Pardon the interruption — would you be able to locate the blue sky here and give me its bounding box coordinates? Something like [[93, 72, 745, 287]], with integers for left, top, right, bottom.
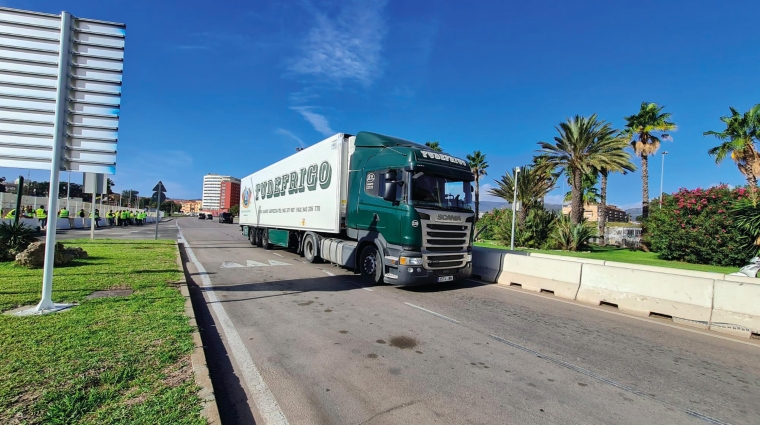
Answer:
[[1, 0, 759, 208]]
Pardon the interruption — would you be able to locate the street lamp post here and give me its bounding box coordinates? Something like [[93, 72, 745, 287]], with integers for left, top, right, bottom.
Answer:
[[66, 171, 71, 209], [510, 166, 520, 250], [660, 151, 669, 208]]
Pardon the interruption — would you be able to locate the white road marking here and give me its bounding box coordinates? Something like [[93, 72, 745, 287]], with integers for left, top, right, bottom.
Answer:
[[404, 302, 460, 324], [177, 224, 289, 425], [268, 259, 290, 266], [247, 260, 269, 267], [320, 269, 335, 276], [271, 252, 283, 257], [346, 281, 375, 292], [474, 280, 760, 349], [221, 261, 245, 268]]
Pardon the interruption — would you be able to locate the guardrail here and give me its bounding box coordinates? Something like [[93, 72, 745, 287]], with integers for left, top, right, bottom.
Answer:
[[472, 246, 760, 338]]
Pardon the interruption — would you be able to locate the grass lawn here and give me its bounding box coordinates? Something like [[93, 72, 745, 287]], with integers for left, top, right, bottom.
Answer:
[[474, 241, 740, 275], [0, 239, 204, 425]]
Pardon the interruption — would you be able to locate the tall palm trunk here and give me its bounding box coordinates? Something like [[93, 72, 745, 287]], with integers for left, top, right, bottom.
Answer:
[[641, 154, 649, 219], [474, 176, 480, 224], [599, 171, 608, 245], [745, 152, 759, 200], [571, 168, 583, 225]]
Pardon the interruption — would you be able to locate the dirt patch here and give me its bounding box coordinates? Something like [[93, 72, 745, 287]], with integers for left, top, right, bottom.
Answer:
[[376, 339, 387, 344], [298, 300, 314, 306], [324, 309, 333, 313], [162, 356, 192, 388], [86, 289, 134, 300], [388, 336, 417, 350], [367, 353, 378, 359], [339, 330, 348, 334]]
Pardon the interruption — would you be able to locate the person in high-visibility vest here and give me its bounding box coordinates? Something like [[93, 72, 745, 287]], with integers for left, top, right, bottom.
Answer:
[[4, 209, 15, 219], [139, 211, 147, 225], [36, 206, 48, 230], [59, 207, 73, 229], [120, 210, 129, 226], [128, 211, 135, 226], [89, 209, 100, 228], [106, 211, 115, 226]]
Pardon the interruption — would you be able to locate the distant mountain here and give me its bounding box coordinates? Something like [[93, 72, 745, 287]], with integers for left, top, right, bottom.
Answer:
[[477, 201, 565, 214], [625, 207, 643, 218]]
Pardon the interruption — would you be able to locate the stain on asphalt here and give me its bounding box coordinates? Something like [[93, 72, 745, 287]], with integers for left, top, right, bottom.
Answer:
[[367, 353, 378, 359], [389, 367, 402, 375], [339, 330, 348, 334], [578, 383, 588, 387], [298, 300, 314, 306], [388, 336, 417, 349], [324, 309, 333, 313], [415, 351, 423, 354], [376, 339, 387, 344]]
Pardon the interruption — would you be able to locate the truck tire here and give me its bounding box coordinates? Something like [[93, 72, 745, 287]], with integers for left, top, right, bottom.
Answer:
[[248, 228, 256, 246], [303, 234, 319, 263], [262, 229, 272, 250], [359, 245, 383, 285]]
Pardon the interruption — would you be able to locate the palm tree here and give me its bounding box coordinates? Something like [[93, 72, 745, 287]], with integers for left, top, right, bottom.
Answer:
[[704, 104, 760, 192], [466, 151, 488, 223], [563, 171, 600, 205], [597, 145, 636, 244], [622, 102, 676, 220], [425, 141, 442, 152], [537, 114, 626, 225], [489, 164, 556, 225]]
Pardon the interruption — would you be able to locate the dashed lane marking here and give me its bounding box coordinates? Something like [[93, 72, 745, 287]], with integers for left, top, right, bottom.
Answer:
[[403, 302, 459, 324]]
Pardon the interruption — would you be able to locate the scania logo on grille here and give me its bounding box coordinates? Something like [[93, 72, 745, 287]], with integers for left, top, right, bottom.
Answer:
[[436, 214, 462, 222]]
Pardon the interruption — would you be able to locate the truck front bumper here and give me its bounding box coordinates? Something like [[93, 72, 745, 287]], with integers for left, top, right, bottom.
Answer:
[[384, 262, 473, 286]]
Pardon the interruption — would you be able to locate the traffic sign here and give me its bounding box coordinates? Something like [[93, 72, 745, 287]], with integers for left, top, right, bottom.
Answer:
[[152, 181, 167, 192], [0, 7, 126, 174]]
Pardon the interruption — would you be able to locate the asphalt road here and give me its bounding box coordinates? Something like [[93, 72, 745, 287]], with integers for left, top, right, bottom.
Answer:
[[176, 218, 760, 425], [53, 218, 180, 240]]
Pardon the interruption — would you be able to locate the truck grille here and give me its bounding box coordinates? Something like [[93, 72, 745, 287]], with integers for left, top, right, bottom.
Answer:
[[418, 214, 473, 270]]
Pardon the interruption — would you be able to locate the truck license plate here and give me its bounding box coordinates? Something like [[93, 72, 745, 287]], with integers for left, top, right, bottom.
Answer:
[[437, 276, 453, 282]]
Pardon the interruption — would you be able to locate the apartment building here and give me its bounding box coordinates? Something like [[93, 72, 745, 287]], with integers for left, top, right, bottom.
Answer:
[[561, 203, 629, 222], [219, 180, 241, 212], [201, 174, 240, 211]]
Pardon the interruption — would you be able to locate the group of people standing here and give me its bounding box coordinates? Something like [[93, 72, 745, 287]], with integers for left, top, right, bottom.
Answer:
[[3, 206, 150, 230]]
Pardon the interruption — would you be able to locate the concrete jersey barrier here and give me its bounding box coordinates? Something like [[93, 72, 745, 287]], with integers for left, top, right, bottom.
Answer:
[[710, 275, 760, 337], [498, 254, 583, 300], [577, 263, 715, 328]]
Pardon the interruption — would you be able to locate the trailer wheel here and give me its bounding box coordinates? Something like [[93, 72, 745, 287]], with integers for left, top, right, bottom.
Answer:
[[360, 245, 383, 284], [248, 228, 256, 246], [303, 234, 319, 263], [261, 229, 272, 250]]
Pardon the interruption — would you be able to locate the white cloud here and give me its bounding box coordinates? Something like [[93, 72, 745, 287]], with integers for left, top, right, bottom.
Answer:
[[478, 183, 504, 202], [290, 106, 334, 136], [276, 128, 304, 148], [544, 194, 565, 205], [288, 0, 387, 87]]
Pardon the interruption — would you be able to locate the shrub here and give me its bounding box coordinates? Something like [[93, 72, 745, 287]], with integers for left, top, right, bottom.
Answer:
[[644, 185, 752, 267], [549, 215, 597, 251], [0, 221, 36, 261], [520, 208, 557, 249], [475, 208, 507, 241]]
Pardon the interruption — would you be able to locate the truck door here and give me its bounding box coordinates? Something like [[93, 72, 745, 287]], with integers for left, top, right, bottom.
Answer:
[[356, 169, 393, 235]]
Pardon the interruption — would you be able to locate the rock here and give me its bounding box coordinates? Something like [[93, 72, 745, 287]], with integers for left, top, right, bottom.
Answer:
[[14, 241, 88, 268]]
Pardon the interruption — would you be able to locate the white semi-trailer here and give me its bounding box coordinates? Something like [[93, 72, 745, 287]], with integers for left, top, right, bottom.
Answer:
[[239, 132, 475, 285]]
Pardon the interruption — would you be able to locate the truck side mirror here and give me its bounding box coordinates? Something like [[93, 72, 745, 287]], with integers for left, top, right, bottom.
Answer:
[[382, 182, 397, 202], [385, 170, 398, 182]]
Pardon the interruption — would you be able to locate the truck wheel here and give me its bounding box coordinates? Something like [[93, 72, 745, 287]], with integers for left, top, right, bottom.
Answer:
[[248, 229, 256, 246], [360, 245, 383, 284], [262, 230, 272, 250], [303, 234, 319, 263]]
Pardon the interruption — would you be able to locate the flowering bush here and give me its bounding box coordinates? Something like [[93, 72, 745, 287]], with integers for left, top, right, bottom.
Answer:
[[644, 185, 753, 267]]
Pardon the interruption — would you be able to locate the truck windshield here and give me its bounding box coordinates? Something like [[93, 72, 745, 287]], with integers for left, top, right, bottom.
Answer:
[[410, 173, 473, 211]]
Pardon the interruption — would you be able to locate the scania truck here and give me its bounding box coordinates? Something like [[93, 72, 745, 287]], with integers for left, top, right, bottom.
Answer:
[[238, 132, 475, 285]]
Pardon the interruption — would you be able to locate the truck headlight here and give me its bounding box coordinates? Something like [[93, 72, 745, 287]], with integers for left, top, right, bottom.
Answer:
[[466, 253, 472, 262], [399, 256, 423, 266]]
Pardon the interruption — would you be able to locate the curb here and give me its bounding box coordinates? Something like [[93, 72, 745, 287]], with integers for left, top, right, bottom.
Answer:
[[175, 242, 221, 425]]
